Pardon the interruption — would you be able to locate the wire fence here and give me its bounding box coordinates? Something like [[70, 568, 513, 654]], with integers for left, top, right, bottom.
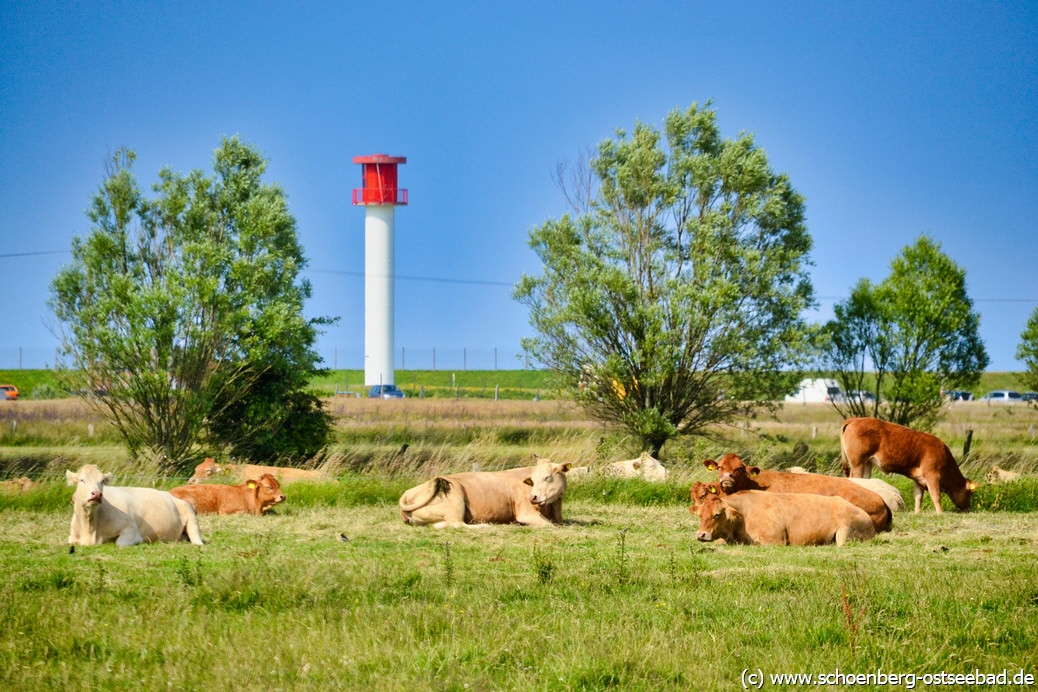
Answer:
[[0, 346, 533, 371]]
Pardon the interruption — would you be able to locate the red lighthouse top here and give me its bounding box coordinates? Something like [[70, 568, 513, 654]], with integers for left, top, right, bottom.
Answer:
[[352, 154, 407, 206]]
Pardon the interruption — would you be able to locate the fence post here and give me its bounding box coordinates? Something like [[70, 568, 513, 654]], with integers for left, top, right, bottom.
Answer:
[[962, 429, 974, 459]]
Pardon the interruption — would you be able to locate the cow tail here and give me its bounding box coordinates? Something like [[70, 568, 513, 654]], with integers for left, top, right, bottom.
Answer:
[[399, 477, 453, 513], [839, 420, 852, 477]]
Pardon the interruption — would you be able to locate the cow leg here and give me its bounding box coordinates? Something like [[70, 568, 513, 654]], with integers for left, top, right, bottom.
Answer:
[[116, 527, 144, 547], [924, 475, 944, 513], [433, 486, 469, 529], [912, 482, 926, 513], [515, 511, 552, 527]]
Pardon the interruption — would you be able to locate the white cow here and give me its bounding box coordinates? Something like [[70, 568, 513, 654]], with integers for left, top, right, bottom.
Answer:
[[66, 465, 204, 547], [607, 452, 669, 481]]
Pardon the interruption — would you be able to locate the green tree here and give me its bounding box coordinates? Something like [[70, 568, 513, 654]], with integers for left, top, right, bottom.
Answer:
[[820, 235, 988, 427], [49, 138, 331, 474], [515, 102, 815, 456], [1016, 308, 1038, 396]]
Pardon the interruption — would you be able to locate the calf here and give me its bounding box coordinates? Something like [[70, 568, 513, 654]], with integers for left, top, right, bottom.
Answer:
[[704, 453, 892, 532], [399, 458, 571, 528], [0, 476, 34, 492], [691, 483, 875, 547], [840, 417, 977, 513], [170, 474, 286, 515], [66, 465, 203, 547], [188, 458, 329, 485]]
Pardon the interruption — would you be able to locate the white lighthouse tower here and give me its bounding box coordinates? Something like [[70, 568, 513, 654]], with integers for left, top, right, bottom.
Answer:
[[353, 154, 407, 387]]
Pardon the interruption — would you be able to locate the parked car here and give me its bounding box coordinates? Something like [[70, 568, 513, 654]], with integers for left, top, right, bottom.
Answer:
[[1022, 391, 1038, 403], [368, 384, 406, 399], [945, 390, 974, 401], [980, 390, 1023, 404], [0, 384, 18, 400], [846, 390, 876, 403]]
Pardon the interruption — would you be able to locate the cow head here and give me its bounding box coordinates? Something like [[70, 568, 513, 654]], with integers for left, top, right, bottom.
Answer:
[[689, 481, 721, 511], [248, 474, 287, 513], [188, 458, 221, 484], [524, 459, 571, 507], [950, 479, 978, 512], [66, 464, 113, 512], [703, 454, 759, 493], [694, 492, 740, 543], [638, 452, 669, 481]]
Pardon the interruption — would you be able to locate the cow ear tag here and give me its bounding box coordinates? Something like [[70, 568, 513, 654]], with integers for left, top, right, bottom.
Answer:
[[708, 485, 717, 494], [247, 481, 257, 488], [523, 477, 534, 486], [749, 467, 760, 478]]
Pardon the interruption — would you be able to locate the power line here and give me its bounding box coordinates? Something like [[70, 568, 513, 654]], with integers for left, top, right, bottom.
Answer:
[[0, 251, 68, 258]]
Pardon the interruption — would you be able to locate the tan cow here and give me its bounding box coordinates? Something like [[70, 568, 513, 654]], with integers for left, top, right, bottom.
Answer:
[[399, 458, 571, 528], [704, 453, 892, 532], [170, 474, 286, 515], [840, 417, 977, 513], [0, 476, 34, 492], [691, 483, 876, 547], [188, 458, 330, 485], [786, 467, 906, 513], [66, 465, 204, 547], [985, 465, 1021, 484]]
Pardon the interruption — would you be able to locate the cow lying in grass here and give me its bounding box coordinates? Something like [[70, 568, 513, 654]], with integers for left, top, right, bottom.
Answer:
[[188, 458, 330, 485], [690, 481, 875, 547], [787, 466, 906, 513], [704, 453, 892, 532], [171, 474, 286, 515], [66, 464, 203, 547], [399, 458, 571, 528], [840, 417, 977, 513]]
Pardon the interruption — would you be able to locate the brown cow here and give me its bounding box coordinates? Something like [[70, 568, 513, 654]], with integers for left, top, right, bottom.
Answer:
[[691, 483, 876, 547], [399, 458, 571, 528], [840, 417, 977, 513], [170, 474, 286, 515], [188, 458, 330, 485], [703, 453, 892, 532]]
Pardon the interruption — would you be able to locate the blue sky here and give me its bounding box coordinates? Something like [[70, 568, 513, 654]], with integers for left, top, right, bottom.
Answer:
[[2, 1, 1035, 373]]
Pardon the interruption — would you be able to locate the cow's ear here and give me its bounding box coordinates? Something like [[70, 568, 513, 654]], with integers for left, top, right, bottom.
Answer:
[[247, 480, 257, 488], [523, 476, 534, 486], [632, 460, 642, 470], [748, 467, 761, 477], [967, 480, 979, 491], [557, 462, 572, 473], [103, 473, 114, 484], [65, 470, 78, 486], [703, 459, 718, 471], [707, 483, 719, 494]]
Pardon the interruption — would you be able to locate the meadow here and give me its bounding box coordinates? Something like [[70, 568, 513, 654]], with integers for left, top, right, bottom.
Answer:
[[2, 393, 1038, 690]]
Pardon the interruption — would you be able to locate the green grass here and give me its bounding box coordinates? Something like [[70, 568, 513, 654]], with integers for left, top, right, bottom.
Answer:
[[2, 497, 1037, 691], [3, 396, 1038, 690]]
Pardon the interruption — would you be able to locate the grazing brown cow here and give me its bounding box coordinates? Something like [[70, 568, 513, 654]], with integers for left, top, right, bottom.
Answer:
[[703, 453, 892, 532], [399, 458, 571, 528], [188, 458, 329, 485], [170, 474, 286, 515], [840, 417, 977, 513], [691, 483, 876, 547]]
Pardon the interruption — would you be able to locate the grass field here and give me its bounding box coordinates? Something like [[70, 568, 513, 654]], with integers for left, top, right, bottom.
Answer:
[[2, 395, 1038, 690]]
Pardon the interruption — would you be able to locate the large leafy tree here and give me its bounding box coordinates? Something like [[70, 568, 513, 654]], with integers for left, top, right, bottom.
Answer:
[[820, 235, 988, 427], [515, 102, 815, 455], [1016, 308, 1038, 396], [50, 138, 331, 474]]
